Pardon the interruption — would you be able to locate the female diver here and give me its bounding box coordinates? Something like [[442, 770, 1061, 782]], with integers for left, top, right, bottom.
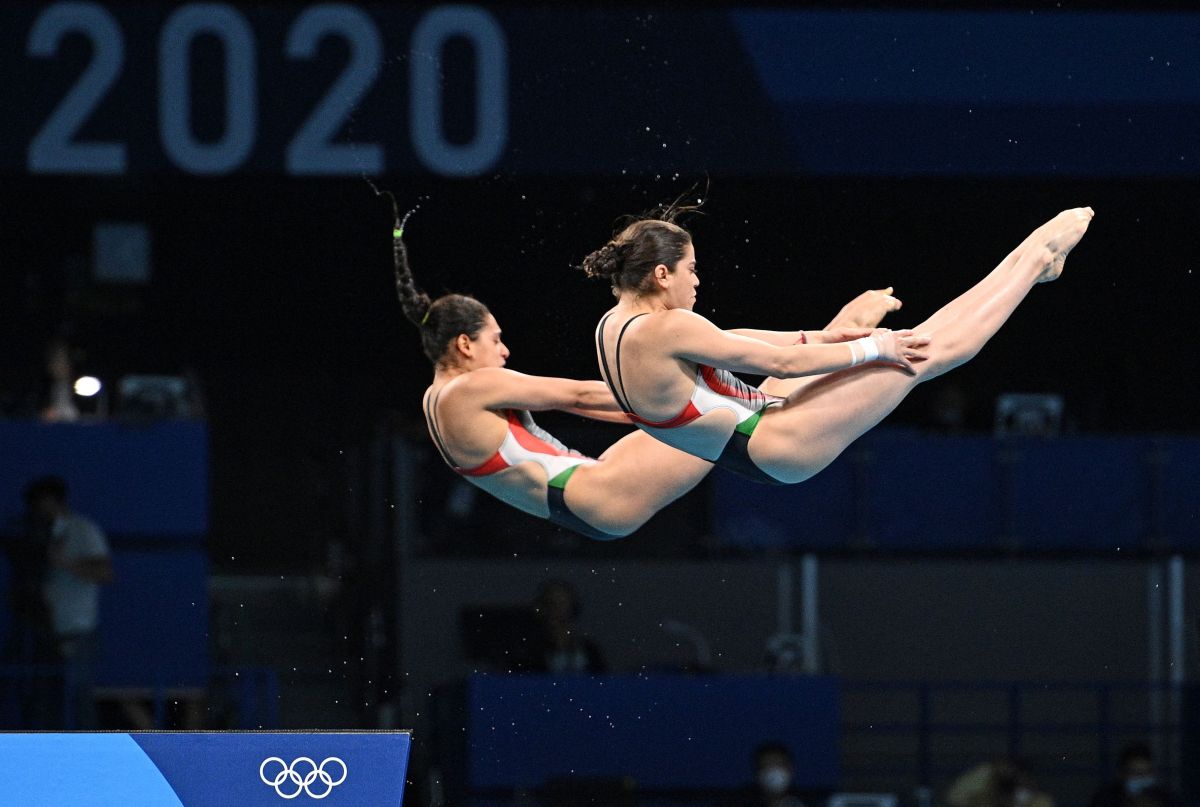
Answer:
[[586, 206, 1093, 484]]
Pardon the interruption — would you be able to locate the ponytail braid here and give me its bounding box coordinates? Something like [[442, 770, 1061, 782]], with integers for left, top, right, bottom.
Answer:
[[370, 183, 490, 365], [377, 189, 431, 326]]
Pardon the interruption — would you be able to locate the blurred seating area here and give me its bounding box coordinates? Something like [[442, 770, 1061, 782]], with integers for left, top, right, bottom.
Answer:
[[2, 418, 1197, 807], [0, 419, 275, 730]]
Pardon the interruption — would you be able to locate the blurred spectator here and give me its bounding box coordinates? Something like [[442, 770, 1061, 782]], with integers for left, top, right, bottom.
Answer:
[[723, 742, 806, 807], [930, 382, 970, 433], [1089, 743, 1174, 807], [41, 339, 79, 422], [181, 366, 207, 419], [528, 580, 605, 674], [947, 759, 1054, 807], [2, 493, 56, 665], [25, 475, 113, 728]]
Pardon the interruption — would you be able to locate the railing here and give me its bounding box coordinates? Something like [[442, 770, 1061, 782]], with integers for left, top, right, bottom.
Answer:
[[0, 663, 279, 729], [843, 680, 1183, 790], [0, 663, 70, 728], [214, 665, 281, 729]]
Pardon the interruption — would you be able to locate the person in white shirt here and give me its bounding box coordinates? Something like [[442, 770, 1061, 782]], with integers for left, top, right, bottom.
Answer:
[[25, 476, 113, 728]]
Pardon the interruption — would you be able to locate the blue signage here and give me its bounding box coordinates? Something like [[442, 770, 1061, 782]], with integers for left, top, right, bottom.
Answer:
[[3, 4, 1199, 177], [0, 732, 411, 805]]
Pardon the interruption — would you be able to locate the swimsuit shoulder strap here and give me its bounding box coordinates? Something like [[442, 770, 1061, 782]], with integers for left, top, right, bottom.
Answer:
[[613, 313, 650, 416], [424, 387, 466, 469], [596, 312, 631, 414], [595, 312, 648, 416]]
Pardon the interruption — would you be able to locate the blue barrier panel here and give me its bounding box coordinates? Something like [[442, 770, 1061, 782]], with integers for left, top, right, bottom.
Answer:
[[714, 433, 1200, 552], [467, 674, 840, 791], [0, 547, 209, 695], [712, 455, 855, 550], [864, 432, 1001, 550], [97, 548, 209, 689], [0, 554, 10, 657], [0, 420, 208, 539], [0, 732, 410, 805], [1008, 437, 1148, 550], [1162, 438, 1200, 547]]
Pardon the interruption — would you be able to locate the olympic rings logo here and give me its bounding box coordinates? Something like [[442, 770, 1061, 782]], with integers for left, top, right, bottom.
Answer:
[[259, 756, 348, 799]]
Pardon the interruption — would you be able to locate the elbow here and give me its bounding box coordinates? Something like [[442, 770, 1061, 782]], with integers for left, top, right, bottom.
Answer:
[[778, 353, 815, 379], [767, 350, 797, 378]]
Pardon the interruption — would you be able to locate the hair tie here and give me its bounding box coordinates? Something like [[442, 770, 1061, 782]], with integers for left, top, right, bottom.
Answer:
[[420, 308, 431, 326], [393, 228, 404, 239]]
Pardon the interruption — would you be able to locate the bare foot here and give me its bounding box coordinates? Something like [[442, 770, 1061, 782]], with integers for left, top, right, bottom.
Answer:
[[1035, 207, 1094, 283]]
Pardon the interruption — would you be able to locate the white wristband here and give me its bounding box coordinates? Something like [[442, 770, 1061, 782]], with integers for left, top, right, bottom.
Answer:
[[851, 336, 879, 365]]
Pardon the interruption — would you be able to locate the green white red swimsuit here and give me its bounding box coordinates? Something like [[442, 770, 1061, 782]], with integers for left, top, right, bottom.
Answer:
[[423, 390, 615, 540], [596, 312, 785, 485]]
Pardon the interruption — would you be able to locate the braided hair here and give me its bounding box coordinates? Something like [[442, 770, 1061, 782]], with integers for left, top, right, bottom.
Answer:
[[379, 189, 489, 365]]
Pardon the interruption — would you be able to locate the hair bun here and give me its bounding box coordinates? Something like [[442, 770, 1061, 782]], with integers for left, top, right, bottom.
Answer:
[[580, 241, 625, 280]]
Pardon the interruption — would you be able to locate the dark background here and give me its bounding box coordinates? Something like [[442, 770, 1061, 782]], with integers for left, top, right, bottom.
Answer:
[[4, 174, 1193, 566]]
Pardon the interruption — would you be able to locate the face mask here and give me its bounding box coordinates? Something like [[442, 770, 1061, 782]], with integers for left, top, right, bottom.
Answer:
[[1126, 776, 1157, 796], [759, 767, 791, 795]]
